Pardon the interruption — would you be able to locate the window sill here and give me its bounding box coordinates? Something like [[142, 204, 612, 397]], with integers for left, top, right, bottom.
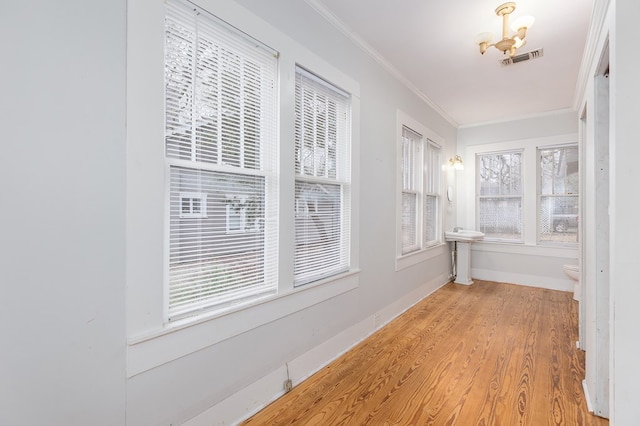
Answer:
[[127, 269, 360, 377], [396, 242, 447, 271]]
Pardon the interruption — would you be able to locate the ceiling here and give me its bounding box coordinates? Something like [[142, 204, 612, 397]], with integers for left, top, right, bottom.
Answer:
[[309, 0, 595, 127]]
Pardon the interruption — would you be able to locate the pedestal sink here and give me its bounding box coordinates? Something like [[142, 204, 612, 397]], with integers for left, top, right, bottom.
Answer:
[[445, 229, 485, 285]]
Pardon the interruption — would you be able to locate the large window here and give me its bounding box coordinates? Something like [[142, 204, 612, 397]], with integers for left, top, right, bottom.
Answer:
[[477, 151, 523, 242], [539, 145, 579, 244], [165, 0, 278, 320], [400, 125, 441, 256], [294, 67, 351, 286]]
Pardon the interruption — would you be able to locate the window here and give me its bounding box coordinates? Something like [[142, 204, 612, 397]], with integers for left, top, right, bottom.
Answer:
[[294, 66, 351, 286], [477, 151, 523, 242], [400, 125, 442, 255], [539, 145, 579, 243], [401, 126, 421, 253], [425, 141, 441, 246], [179, 192, 207, 218], [165, 0, 278, 320]]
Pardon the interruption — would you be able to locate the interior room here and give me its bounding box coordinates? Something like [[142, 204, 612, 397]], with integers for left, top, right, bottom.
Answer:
[[2, 0, 639, 424]]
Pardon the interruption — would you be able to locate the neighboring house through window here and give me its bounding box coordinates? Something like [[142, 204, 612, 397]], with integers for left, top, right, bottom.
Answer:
[[165, 0, 278, 320]]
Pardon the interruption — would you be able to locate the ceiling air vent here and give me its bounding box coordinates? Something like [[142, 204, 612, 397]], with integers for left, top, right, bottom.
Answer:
[[500, 48, 544, 66]]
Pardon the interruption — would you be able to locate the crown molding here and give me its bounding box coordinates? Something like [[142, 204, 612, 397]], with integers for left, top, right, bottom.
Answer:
[[303, 0, 458, 128]]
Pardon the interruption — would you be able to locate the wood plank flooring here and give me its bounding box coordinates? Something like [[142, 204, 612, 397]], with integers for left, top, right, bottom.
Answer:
[[243, 280, 608, 425]]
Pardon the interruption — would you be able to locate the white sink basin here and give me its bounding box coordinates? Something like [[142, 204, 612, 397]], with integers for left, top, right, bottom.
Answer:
[[445, 229, 485, 242]]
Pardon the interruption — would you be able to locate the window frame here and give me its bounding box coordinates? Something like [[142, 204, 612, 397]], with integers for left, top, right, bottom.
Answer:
[[476, 149, 524, 243], [537, 144, 579, 246], [462, 134, 579, 249], [395, 110, 445, 271], [293, 66, 352, 287], [126, 0, 361, 377]]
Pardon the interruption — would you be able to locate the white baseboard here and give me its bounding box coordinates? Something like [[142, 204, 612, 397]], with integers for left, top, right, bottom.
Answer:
[[472, 268, 574, 292], [583, 379, 594, 413], [181, 273, 449, 425]]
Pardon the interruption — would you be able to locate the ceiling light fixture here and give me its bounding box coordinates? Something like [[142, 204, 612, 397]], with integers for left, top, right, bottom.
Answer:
[[449, 155, 464, 170], [474, 2, 534, 58]]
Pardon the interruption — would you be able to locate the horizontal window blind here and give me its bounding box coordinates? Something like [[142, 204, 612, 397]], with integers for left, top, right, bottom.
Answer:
[[424, 140, 440, 246], [165, 0, 278, 320], [401, 126, 421, 253], [294, 66, 350, 286]]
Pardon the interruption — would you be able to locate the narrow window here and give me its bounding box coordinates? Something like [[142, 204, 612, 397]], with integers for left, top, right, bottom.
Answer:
[[401, 126, 422, 254], [424, 141, 441, 247], [539, 145, 579, 243], [165, 0, 278, 320], [294, 66, 351, 286], [477, 151, 523, 242]]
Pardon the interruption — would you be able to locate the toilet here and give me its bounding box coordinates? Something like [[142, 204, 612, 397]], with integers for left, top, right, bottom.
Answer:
[[563, 264, 580, 301]]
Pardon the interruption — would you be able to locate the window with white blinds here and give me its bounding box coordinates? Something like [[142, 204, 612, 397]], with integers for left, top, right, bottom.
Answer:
[[294, 66, 351, 286], [165, 0, 278, 320], [477, 150, 523, 242], [401, 126, 421, 254], [400, 126, 441, 254], [424, 141, 441, 246]]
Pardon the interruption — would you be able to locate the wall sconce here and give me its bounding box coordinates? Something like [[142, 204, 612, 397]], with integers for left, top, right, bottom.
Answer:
[[449, 155, 464, 170]]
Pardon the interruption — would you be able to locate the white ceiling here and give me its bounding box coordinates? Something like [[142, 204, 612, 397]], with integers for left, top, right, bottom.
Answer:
[[310, 0, 594, 127]]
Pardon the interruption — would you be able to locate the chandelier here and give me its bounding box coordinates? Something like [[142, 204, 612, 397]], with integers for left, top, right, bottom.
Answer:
[[474, 2, 534, 57]]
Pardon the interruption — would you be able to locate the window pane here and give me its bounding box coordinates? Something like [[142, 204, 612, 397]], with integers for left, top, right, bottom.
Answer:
[[165, 0, 278, 319], [540, 147, 579, 195], [425, 194, 438, 244], [478, 197, 522, 241], [478, 152, 522, 196], [539, 146, 579, 244], [294, 67, 351, 286], [540, 196, 579, 243], [294, 181, 348, 285], [402, 192, 418, 252], [168, 166, 275, 319]]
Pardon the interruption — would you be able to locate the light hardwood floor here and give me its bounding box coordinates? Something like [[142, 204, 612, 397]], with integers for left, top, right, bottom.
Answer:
[[244, 280, 608, 425]]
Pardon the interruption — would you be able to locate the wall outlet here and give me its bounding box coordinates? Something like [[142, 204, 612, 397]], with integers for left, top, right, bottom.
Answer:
[[374, 313, 381, 328], [284, 379, 293, 392]]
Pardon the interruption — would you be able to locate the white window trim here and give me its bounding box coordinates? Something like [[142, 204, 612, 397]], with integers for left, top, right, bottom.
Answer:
[[476, 149, 525, 243], [395, 110, 445, 271], [126, 0, 360, 377], [461, 133, 578, 249], [537, 143, 580, 246]]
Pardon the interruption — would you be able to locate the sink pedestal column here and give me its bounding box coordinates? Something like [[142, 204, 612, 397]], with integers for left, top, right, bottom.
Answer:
[[454, 241, 474, 285]]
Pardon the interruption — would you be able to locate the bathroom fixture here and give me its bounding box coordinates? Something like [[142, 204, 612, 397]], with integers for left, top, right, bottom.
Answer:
[[446, 229, 484, 285], [474, 2, 534, 58], [449, 155, 464, 170], [563, 264, 580, 301], [444, 229, 484, 243]]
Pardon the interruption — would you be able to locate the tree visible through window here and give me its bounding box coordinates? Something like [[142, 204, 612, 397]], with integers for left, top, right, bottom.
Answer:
[[539, 146, 579, 243], [477, 151, 523, 241], [294, 66, 351, 286], [164, 0, 278, 320]]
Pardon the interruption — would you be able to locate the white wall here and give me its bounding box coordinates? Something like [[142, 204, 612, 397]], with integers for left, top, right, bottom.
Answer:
[[0, 1, 127, 425], [609, 0, 640, 423], [125, 0, 457, 425], [456, 112, 579, 291]]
